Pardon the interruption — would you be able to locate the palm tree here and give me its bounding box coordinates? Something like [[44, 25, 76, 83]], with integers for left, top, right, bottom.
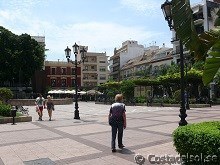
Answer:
[[171, 0, 220, 85]]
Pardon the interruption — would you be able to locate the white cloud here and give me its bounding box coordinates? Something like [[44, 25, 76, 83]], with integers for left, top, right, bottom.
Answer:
[[45, 21, 162, 60], [120, 0, 160, 17], [3, 0, 47, 10], [0, 0, 169, 61]]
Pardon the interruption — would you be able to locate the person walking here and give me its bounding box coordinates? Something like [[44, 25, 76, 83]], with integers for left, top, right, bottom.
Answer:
[[35, 94, 45, 121], [108, 94, 126, 153], [46, 95, 54, 121]]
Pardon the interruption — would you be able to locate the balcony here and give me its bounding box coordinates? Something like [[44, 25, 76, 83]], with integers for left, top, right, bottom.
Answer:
[[82, 69, 97, 73], [172, 50, 180, 56], [194, 18, 204, 25], [171, 37, 179, 43], [111, 62, 119, 68], [109, 70, 119, 75], [84, 61, 97, 65], [82, 77, 98, 82]]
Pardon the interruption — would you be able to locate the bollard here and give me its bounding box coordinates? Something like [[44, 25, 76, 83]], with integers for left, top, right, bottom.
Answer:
[[11, 106, 17, 125]]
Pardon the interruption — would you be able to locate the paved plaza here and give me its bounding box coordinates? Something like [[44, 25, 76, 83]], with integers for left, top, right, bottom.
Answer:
[[0, 102, 220, 165]]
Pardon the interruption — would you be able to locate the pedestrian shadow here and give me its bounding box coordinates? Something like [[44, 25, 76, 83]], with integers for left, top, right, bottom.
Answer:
[[117, 148, 135, 155]]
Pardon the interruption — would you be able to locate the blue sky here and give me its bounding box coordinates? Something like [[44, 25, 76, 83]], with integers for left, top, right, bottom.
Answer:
[[0, 0, 202, 61]]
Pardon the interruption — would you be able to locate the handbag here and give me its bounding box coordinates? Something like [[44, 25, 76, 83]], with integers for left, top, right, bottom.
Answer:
[[36, 106, 39, 112], [52, 105, 55, 111]]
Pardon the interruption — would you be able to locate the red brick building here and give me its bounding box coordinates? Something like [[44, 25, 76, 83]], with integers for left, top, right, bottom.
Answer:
[[44, 60, 82, 89]]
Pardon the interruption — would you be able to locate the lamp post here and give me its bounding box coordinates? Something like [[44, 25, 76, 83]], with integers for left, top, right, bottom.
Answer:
[[64, 43, 87, 119], [161, 0, 187, 126]]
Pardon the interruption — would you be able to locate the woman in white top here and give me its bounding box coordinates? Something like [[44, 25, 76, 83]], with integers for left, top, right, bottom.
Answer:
[[35, 94, 45, 121]]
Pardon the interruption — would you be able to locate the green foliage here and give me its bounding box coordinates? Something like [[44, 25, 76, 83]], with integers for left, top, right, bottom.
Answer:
[[173, 89, 181, 102], [187, 68, 203, 84], [0, 26, 45, 85], [133, 78, 159, 86], [99, 81, 121, 89], [166, 62, 180, 74], [213, 70, 220, 84], [157, 73, 180, 85], [120, 80, 135, 101], [192, 60, 204, 70], [135, 96, 146, 103], [163, 97, 177, 104], [99, 82, 121, 101], [0, 88, 13, 103], [203, 39, 220, 85], [0, 104, 11, 117], [173, 121, 220, 164], [158, 64, 170, 76]]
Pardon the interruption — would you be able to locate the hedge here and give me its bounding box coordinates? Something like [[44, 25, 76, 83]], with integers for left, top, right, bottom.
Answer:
[[173, 121, 220, 164], [0, 104, 11, 117]]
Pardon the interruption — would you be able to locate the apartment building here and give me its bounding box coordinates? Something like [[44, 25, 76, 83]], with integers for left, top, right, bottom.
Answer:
[[193, 0, 220, 32], [120, 45, 173, 80], [82, 52, 109, 88], [44, 60, 81, 89], [109, 40, 145, 81]]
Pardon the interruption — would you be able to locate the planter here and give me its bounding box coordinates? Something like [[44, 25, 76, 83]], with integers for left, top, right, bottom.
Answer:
[[0, 116, 32, 124]]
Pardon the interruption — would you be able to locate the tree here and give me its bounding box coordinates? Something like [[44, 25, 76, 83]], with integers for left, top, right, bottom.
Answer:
[[0, 26, 45, 86], [120, 80, 135, 102], [0, 87, 13, 103], [171, 0, 220, 86]]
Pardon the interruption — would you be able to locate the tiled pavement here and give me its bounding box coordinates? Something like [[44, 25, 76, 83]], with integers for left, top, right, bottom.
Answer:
[[0, 102, 219, 165]]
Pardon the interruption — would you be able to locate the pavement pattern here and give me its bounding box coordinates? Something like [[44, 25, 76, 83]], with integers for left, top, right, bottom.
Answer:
[[0, 102, 219, 165]]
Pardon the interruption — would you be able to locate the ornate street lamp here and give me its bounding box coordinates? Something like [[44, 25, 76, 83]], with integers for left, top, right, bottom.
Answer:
[[64, 43, 87, 119], [161, 0, 188, 126]]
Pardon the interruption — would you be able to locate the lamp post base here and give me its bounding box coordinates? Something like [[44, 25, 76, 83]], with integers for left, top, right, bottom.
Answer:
[[74, 116, 80, 120], [179, 112, 188, 126], [74, 102, 80, 119], [74, 109, 80, 119], [12, 117, 16, 125]]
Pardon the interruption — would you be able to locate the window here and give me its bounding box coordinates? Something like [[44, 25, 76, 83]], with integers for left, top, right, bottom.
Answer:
[[51, 68, 56, 75], [72, 79, 75, 87], [71, 68, 75, 74], [51, 79, 56, 87], [62, 68, 66, 75], [100, 67, 106, 72], [61, 79, 66, 87], [100, 74, 106, 80], [100, 61, 106, 63]]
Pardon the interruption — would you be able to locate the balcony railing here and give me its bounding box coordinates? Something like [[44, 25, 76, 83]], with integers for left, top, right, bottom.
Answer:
[[171, 37, 179, 43]]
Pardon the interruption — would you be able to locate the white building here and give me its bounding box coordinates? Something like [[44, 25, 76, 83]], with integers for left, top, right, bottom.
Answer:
[[120, 44, 173, 80], [109, 40, 145, 81]]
